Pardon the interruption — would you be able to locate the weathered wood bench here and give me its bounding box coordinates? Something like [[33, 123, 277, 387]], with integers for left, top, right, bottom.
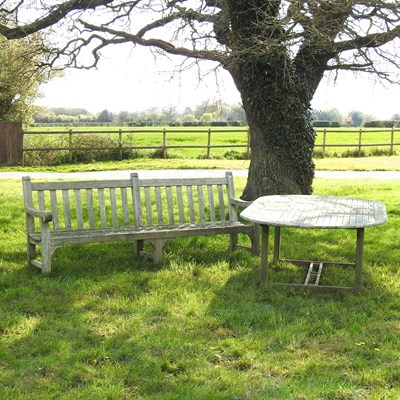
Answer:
[[22, 172, 259, 273]]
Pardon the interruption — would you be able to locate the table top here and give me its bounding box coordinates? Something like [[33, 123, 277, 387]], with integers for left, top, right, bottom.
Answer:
[[240, 195, 388, 229]]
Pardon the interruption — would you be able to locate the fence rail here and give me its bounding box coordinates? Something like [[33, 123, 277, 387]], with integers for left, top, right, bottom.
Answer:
[[22, 127, 400, 165]]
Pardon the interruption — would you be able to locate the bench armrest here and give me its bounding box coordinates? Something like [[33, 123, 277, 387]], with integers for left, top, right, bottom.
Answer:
[[26, 207, 53, 222], [230, 198, 253, 209]]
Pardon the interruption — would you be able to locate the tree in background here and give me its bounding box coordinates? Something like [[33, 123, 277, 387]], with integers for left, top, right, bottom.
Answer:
[[312, 108, 343, 125], [97, 109, 113, 123], [3, 2, 400, 197], [349, 110, 365, 127], [0, 35, 54, 123]]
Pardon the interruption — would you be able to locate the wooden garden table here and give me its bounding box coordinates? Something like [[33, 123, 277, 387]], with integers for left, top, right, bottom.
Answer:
[[240, 195, 388, 293]]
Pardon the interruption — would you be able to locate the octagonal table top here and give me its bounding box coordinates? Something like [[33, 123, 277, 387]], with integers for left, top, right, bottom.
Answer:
[[240, 195, 388, 229]]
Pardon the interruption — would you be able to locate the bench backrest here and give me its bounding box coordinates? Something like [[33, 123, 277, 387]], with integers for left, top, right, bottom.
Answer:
[[22, 172, 239, 232]]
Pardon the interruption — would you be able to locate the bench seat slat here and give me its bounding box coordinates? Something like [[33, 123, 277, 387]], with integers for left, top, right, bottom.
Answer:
[[29, 221, 253, 245]]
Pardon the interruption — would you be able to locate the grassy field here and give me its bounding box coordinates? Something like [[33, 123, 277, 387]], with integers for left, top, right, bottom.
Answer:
[[24, 126, 400, 161], [1, 177, 399, 399], [2, 155, 400, 173]]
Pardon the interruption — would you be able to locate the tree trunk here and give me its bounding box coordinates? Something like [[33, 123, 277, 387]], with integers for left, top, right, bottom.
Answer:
[[229, 57, 317, 201]]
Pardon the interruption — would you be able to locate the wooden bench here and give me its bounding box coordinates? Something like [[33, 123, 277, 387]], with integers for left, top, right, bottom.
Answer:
[[22, 172, 259, 273]]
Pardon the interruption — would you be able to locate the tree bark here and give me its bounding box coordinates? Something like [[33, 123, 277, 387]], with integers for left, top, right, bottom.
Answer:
[[229, 56, 317, 201]]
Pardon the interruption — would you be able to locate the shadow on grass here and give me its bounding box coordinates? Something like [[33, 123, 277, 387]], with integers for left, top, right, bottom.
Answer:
[[1, 227, 399, 398]]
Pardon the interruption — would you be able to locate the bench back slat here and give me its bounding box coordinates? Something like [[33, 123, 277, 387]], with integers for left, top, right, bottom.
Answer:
[[62, 189, 72, 229], [50, 190, 59, 230], [197, 185, 206, 223], [121, 187, 130, 226], [207, 185, 216, 222], [176, 186, 185, 223], [74, 189, 84, 229], [155, 186, 163, 225], [217, 185, 226, 222], [166, 186, 174, 225], [109, 188, 119, 228]]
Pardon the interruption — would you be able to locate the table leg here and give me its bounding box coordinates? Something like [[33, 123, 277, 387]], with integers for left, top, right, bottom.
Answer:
[[355, 228, 364, 293], [260, 224, 269, 286], [273, 226, 281, 263]]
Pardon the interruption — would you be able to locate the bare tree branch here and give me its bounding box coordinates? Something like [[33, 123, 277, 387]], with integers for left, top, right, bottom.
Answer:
[[0, 0, 114, 39]]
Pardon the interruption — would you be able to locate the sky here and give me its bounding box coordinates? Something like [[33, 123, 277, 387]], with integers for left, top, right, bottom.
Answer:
[[35, 45, 400, 119]]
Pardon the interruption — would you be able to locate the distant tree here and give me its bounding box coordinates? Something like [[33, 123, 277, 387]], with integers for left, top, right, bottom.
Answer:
[[182, 114, 197, 125], [312, 108, 343, 124], [200, 113, 213, 126], [0, 35, 54, 123], [97, 109, 113, 123], [349, 110, 365, 127], [161, 106, 179, 126], [226, 104, 247, 126], [392, 113, 400, 120], [117, 110, 130, 123]]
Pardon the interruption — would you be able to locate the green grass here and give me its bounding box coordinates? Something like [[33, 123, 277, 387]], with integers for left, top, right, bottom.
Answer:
[[1, 177, 399, 399], [1, 155, 400, 173]]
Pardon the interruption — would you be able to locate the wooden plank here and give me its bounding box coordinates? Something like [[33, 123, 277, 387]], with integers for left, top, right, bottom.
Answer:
[[86, 189, 95, 229], [176, 186, 185, 223], [50, 190, 59, 230], [207, 185, 216, 222], [217, 184, 226, 222], [304, 262, 314, 285], [155, 186, 163, 224], [62, 189, 71, 229], [121, 187, 130, 226], [137, 177, 227, 187], [131, 173, 143, 228], [98, 188, 107, 228], [110, 188, 119, 228], [31, 179, 132, 191], [197, 185, 206, 223], [74, 189, 84, 229], [187, 185, 195, 223], [166, 186, 174, 225], [38, 190, 45, 211], [144, 186, 153, 226], [315, 262, 323, 286]]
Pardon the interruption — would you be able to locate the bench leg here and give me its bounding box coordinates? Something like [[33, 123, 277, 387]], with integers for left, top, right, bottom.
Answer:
[[27, 240, 36, 267], [40, 241, 53, 274], [151, 239, 167, 263], [230, 232, 239, 251], [136, 240, 144, 257]]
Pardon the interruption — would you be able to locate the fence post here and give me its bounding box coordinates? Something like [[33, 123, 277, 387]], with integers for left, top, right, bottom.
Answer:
[[206, 128, 211, 159], [358, 128, 362, 156], [322, 129, 327, 158], [390, 126, 394, 156], [119, 129, 123, 160], [162, 129, 167, 158], [0, 121, 23, 165], [68, 129, 73, 163]]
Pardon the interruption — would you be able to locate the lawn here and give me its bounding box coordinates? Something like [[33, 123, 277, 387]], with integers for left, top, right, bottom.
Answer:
[[0, 177, 399, 399]]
